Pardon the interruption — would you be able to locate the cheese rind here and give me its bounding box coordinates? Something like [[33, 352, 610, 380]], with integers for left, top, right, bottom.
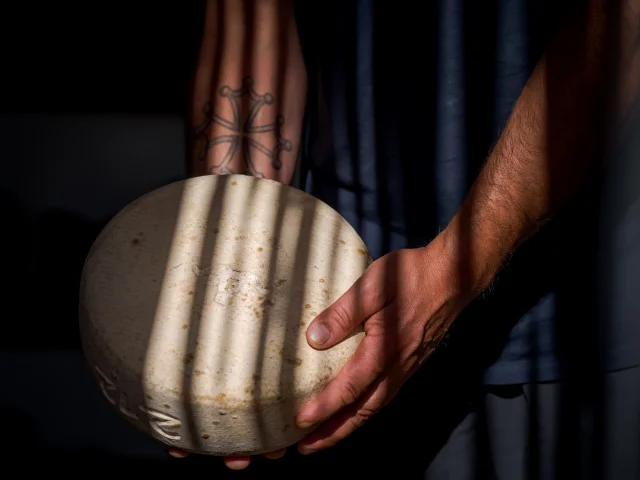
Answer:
[[79, 174, 370, 455]]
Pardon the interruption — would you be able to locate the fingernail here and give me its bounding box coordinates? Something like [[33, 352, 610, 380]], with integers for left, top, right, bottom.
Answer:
[[299, 439, 322, 455], [309, 322, 330, 345], [298, 418, 313, 429], [299, 445, 317, 455], [296, 404, 317, 428]]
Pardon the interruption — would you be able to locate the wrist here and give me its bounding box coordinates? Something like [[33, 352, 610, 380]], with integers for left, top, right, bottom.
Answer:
[[437, 146, 544, 300], [436, 207, 512, 303]]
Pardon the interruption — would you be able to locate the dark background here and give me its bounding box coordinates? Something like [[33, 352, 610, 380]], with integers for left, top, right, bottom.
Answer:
[[0, 0, 206, 471]]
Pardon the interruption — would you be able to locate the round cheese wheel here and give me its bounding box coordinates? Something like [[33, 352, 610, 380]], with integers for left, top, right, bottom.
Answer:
[[79, 174, 371, 456]]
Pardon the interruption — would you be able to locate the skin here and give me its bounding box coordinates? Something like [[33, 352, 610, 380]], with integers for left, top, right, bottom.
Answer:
[[179, 0, 640, 470], [187, 0, 306, 182]]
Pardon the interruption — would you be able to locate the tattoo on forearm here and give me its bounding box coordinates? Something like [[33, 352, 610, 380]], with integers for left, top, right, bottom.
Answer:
[[193, 77, 292, 177]]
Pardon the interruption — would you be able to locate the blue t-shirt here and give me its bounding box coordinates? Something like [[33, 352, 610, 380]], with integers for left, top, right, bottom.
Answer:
[[294, 0, 640, 384]]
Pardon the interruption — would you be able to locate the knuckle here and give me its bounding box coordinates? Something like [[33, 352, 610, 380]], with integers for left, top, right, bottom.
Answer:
[[349, 406, 376, 430], [359, 274, 376, 298], [330, 302, 354, 334], [339, 379, 361, 407], [372, 350, 388, 376], [361, 341, 388, 376]]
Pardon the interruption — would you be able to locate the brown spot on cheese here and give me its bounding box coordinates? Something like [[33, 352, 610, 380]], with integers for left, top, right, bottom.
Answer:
[[310, 311, 318, 317], [258, 296, 264, 301], [188, 290, 193, 296], [285, 356, 303, 367], [215, 393, 227, 403], [340, 239, 346, 244], [184, 353, 194, 365], [201, 433, 210, 439], [242, 297, 246, 302], [164, 404, 171, 409], [145, 394, 153, 400], [257, 247, 263, 252], [319, 278, 325, 283], [357, 248, 367, 256], [305, 304, 311, 309], [231, 181, 238, 186], [182, 324, 188, 330], [194, 370, 204, 376], [191, 236, 196, 241]]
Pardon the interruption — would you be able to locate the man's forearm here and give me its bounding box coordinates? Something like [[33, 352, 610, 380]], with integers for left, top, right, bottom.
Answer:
[[188, 0, 307, 183], [442, 0, 640, 297]]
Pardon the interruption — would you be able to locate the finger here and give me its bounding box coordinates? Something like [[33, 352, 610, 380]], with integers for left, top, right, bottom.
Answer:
[[167, 448, 190, 458], [297, 316, 387, 428], [263, 448, 287, 459], [298, 377, 392, 455], [223, 456, 251, 470], [307, 263, 386, 349]]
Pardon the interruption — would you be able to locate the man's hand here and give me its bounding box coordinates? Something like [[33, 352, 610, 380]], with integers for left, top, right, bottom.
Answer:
[[294, 231, 473, 454]]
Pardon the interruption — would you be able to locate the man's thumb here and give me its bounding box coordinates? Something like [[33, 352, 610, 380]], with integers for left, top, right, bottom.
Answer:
[[306, 271, 380, 349]]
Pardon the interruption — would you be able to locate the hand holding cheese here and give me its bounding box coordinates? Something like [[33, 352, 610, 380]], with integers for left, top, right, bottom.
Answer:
[[293, 234, 469, 454]]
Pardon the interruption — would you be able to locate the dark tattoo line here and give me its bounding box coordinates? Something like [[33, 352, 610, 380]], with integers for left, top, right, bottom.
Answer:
[[206, 135, 239, 172], [193, 76, 292, 177]]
